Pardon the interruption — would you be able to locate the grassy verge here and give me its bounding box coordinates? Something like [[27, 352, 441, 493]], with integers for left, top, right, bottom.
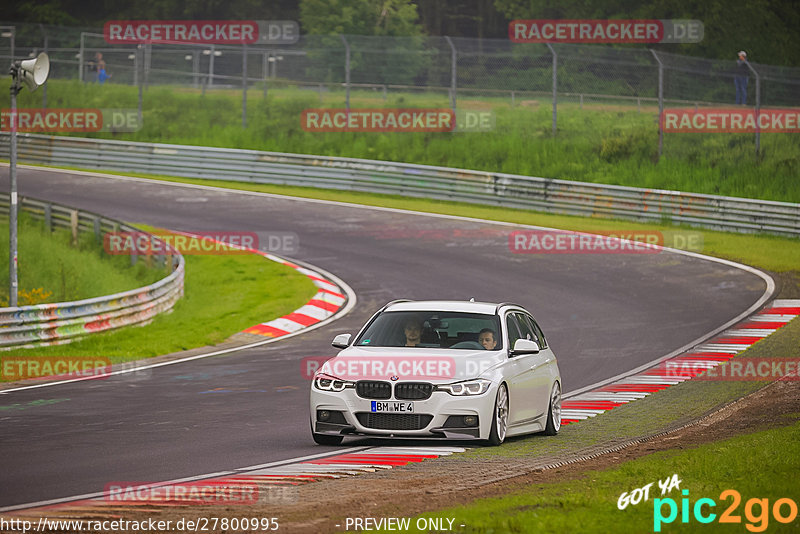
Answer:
[[0, 213, 166, 305], [406, 420, 800, 533], [1, 227, 319, 375], [4, 80, 799, 203], [47, 168, 800, 274]]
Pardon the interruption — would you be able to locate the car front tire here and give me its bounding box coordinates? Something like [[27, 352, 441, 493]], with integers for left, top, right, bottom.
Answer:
[[543, 382, 561, 436], [487, 383, 509, 446]]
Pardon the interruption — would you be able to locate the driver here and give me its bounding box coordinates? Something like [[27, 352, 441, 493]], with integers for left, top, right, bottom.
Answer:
[[478, 328, 498, 350], [403, 318, 423, 347]]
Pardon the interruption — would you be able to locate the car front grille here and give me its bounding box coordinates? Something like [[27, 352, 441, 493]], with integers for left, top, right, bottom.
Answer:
[[355, 413, 433, 430], [356, 381, 391, 399], [394, 382, 433, 400]]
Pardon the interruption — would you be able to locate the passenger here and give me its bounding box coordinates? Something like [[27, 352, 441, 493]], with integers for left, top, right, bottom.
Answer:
[[478, 328, 498, 350]]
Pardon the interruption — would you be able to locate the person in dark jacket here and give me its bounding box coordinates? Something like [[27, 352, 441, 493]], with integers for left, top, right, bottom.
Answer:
[[735, 51, 749, 105]]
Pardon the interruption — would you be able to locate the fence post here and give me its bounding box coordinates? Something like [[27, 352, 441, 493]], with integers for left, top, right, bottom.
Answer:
[[144, 42, 152, 89], [208, 44, 215, 88], [79, 31, 85, 82], [746, 61, 761, 157], [650, 49, 664, 162], [242, 43, 248, 128], [341, 35, 350, 112], [262, 51, 268, 98], [444, 36, 457, 113], [137, 46, 143, 124], [192, 49, 199, 88], [546, 43, 557, 136]]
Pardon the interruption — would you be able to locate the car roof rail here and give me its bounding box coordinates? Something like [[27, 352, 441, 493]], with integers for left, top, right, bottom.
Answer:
[[381, 299, 414, 311], [495, 302, 524, 314]]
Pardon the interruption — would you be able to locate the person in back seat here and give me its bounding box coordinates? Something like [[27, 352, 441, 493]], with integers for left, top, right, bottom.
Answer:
[[478, 328, 498, 350]]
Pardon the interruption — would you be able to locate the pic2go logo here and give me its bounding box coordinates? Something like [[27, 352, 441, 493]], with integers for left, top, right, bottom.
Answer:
[[653, 489, 798, 532]]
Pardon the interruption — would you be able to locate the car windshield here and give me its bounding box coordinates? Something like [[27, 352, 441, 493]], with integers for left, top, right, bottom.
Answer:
[[355, 311, 503, 350]]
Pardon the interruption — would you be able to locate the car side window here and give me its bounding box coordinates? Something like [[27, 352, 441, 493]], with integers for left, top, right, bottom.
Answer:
[[506, 314, 522, 353], [518, 313, 547, 348], [513, 313, 539, 345], [527, 315, 548, 349]]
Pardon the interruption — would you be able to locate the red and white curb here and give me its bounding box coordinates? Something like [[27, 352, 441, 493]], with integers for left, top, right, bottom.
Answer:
[[241, 254, 347, 338], [560, 299, 800, 425], [1, 447, 466, 515], [161, 232, 349, 339]]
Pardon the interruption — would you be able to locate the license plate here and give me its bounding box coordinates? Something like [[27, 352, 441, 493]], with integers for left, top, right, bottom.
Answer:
[[370, 401, 414, 413]]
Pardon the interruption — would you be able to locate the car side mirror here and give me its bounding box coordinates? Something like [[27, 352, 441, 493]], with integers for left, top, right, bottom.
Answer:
[[331, 333, 352, 349], [510, 338, 540, 356]]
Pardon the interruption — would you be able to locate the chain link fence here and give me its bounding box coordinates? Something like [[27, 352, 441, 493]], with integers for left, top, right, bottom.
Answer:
[[2, 21, 799, 157]]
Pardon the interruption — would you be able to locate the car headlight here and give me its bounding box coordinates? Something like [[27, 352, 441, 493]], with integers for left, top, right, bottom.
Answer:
[[435, 378, 492, 396], [313, 373, 355, 392]]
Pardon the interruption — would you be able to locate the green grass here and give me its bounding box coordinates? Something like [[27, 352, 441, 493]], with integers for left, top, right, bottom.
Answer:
[[4, 80, 799, 203], [402, 420, 800, 533], [1, 224, 319, 375], [49, 169, 800, 274], [0, 213, 166, 306]]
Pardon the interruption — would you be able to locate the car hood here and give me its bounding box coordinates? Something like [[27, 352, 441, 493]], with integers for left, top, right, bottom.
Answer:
[[321, 346, 505, 383]]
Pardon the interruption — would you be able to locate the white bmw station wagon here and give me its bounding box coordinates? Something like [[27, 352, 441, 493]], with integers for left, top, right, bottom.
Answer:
[[310, 300, 561, 445]]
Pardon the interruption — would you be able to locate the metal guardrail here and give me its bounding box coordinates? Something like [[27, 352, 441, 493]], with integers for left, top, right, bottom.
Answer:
[[0, 193, 184, 349], [2, 133, 799, 237]]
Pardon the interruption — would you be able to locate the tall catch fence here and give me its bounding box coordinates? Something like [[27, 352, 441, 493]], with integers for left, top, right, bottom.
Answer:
[[1, 21, 799, 156]]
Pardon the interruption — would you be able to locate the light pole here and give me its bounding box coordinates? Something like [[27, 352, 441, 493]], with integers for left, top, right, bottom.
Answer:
[[8, 52, 49, 306]]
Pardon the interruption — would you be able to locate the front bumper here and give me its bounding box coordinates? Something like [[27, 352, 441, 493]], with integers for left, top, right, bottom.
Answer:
[[310, 383, 498, 440]]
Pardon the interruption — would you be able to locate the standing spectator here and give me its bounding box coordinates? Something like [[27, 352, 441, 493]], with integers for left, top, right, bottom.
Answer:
[[88, 53, 111, 84], [734, 51, 749, 105]]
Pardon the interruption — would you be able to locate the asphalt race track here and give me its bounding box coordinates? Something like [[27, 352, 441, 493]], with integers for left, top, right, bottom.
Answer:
[[0, 166, 769, 508]]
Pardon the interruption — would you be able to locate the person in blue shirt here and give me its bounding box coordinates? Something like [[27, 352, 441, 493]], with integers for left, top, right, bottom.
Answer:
[[734, 51, 749, 105]]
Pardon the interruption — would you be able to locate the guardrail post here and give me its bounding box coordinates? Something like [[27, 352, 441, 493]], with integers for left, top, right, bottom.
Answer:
[[93, 217, 101, 242], [341, 35, 350, 112], [745, 61, 761, 157], [444, 36, 457, 113], [546, 43, 557, 136], [44, 203, 52, 232], [650, 49, 664, 162], [70, 210, 79, 246]]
